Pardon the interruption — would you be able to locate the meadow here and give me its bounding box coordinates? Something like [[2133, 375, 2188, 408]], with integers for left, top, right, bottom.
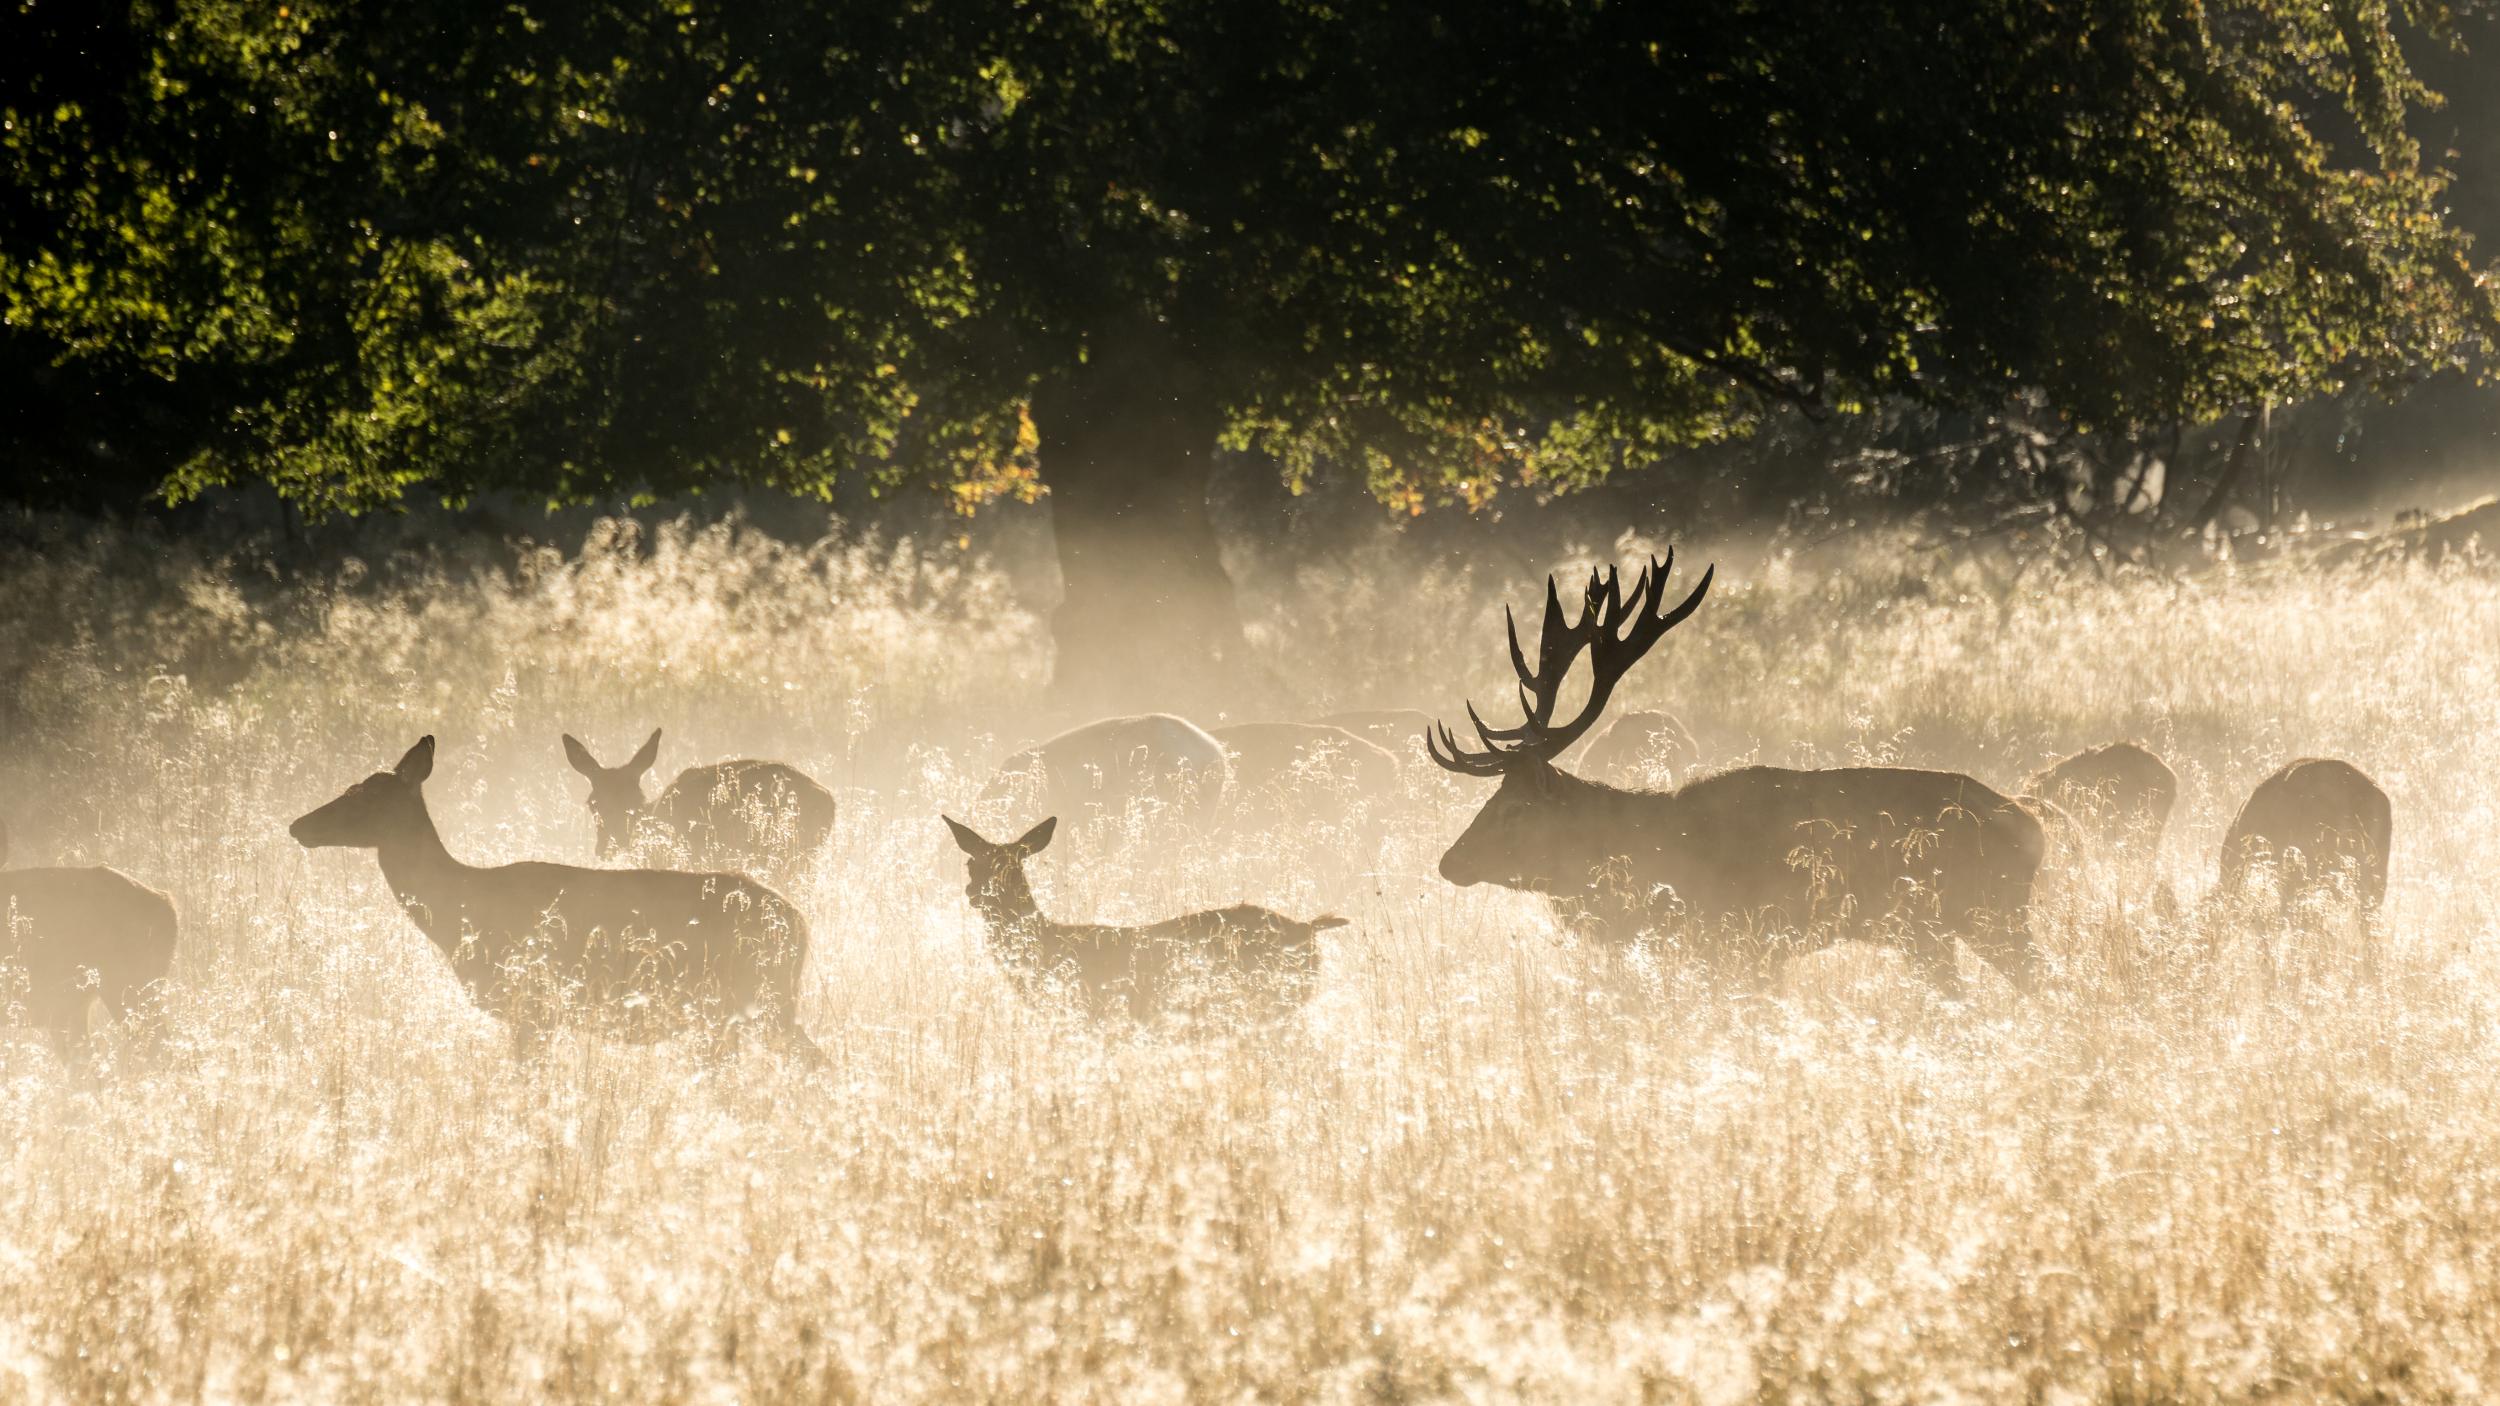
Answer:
[[2, 512, 2496, 1404]]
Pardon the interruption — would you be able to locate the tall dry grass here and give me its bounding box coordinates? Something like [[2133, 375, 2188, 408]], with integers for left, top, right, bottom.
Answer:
[[3, 513, 2497, 1403]]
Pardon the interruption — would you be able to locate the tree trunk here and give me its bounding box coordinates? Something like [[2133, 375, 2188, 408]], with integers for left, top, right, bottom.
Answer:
[[1035, 327, 1261, 717], [2187, 403, 2266, 539]]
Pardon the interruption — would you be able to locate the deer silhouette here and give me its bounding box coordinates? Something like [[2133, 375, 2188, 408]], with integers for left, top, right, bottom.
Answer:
[[1, 820, 178, 1056], [1430, 553, 2042, 996], [2220, 758, 2392, 912], [2023, 742, 2177, 852], [973, 714, 1232, 833], [562, 729, 836, 870], [943, 816, 1339, 1023], [299, 737, 823, 1062]]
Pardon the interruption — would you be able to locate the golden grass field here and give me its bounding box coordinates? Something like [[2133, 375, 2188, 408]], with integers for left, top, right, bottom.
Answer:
[[3, 515, 2495, 1403]]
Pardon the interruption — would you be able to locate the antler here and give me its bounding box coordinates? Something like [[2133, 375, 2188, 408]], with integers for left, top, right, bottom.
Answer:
[[1428, 551, 1714, 776]]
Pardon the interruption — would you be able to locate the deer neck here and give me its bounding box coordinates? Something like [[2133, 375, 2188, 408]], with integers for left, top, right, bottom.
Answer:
[[973, 868, 1048, 947], [1551, 769, 1691, 872], [373, 797, 471, 955]]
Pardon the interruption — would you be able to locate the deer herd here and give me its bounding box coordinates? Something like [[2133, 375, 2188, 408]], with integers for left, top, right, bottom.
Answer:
[[3, 552, 2398, 1065]]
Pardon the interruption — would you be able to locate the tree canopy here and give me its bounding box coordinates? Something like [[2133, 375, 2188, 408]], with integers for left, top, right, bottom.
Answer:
[[8, 0, 2495, 520]]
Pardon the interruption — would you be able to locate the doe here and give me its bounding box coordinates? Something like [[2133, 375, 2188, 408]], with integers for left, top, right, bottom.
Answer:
[[299, 737, 823, 1062], [563, 729, 836, 869], [943, 815, 1340, 1023]]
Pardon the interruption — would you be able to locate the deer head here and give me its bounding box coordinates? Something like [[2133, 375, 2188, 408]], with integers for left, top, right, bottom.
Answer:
[[292, 737, 437, 850], [942, 815, 1056, 925], [562, 729, 662, 858], [1430, 553, 1712, 889]]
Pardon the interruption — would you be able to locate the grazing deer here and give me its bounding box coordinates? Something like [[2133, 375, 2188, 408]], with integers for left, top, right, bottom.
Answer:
[[298, 737, 823, 1062], [1571, 709, 1702, 788], [975, 714, 1231, 832], [1430, 553, 2043, 995], [562, 730, 836, 868], [942, 816, 1339, 1022], [2220, 758, 2392, 912], [0, 821, 178, 1055], [1214, 722, 1402, 823], [2024, 742, 2177, 851]]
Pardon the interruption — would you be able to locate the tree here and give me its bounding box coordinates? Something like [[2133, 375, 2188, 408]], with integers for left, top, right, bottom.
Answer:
[[7, 0, 2495, 704]]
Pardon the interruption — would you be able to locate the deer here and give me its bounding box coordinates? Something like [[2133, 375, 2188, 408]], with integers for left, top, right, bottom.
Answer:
[[297, 737, 824, 1063], [1, 820, 178, 1056], [1430, 552, 2044, 996], [1570, 709, 1702, 788], [1213, 722, 1402, 824], [942, 816, 1341, 1023], [561, 729, 837, 870], [1211, 721, 1403, 886], [974, 713, 1232, 833], [2023, 742, 2177, 852], [2220, 758, 2392, 912]]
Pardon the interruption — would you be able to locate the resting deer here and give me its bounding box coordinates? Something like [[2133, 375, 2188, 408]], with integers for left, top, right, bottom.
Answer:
[[298, 737, 823, 1062], [2024, 742, 2177, 852], [2220, 758, 2392, 912], [1214, 722, 1401, 824], [1, 820, 178, 1055], [942, 816, 1339, 1023], [1430, 553, 2043, 995], [562, 730, 836, 868], [974, 713, 1232, 832]]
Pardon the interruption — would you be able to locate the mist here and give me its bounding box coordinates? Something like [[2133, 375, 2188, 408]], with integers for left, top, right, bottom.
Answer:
[[16, 0, 2500, 1396], [4, 501, 2492, 1398]]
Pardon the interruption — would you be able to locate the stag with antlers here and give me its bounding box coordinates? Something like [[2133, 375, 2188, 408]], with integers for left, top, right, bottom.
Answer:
[[1430, 553, 2044, 996]]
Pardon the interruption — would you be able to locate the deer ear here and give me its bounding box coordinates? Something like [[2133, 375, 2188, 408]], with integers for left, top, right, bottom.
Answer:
[[628, 729, 662, 776], [562, 734, 600, 777], [942, 815, 989, 855], [1015, 816, 1057, 855], [395, 736, 436, 784]]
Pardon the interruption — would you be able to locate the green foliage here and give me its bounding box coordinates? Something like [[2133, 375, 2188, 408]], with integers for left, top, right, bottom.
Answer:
[[4, 0, 2494, 513]]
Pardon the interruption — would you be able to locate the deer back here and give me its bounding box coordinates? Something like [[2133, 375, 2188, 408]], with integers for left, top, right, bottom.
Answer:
[[2221, 757, 2392, 908], [399, 859, 810, 1033], [1215, 722, 1401, 825], [2026, 742, 2178, 846], [981, 713, 1231, 828], [648, 760, 838, 864], [0, 865, 179, 1039], [1004, 905, 1324, 1022], [1667, 766, 2041, 921]]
